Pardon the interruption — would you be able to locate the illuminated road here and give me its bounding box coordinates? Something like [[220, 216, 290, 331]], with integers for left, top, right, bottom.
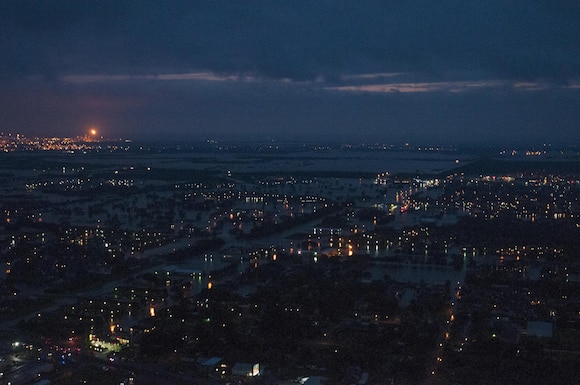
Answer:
[[423, 280, 464, 385]]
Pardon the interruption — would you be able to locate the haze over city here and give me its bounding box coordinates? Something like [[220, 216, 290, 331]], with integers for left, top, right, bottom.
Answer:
[[1, 1, 579, 145]]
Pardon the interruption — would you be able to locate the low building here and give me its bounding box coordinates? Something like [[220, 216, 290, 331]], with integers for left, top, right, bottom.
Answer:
[[231, 362, 260, 377]]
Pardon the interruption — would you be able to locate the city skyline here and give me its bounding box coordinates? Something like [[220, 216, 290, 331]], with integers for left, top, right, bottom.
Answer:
[[0, 1, 579, 145]]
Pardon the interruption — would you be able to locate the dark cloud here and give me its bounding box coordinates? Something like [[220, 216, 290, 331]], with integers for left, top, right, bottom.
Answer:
[[1, 1, 579, 82]]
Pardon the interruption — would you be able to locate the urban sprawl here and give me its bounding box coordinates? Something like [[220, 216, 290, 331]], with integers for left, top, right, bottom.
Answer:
[[0, 134, 579, 385]]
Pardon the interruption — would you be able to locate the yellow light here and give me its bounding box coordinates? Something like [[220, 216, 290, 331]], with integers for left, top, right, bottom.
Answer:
[[90, 128, 97, 136]]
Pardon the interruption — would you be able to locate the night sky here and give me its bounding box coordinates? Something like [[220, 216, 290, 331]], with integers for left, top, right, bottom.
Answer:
[[1, 1, 579, 145]]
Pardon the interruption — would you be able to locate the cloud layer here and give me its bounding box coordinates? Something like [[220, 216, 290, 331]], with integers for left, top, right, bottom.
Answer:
[[2, 1, 579, 82]]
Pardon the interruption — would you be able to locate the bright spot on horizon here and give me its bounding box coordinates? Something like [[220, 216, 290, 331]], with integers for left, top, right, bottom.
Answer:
[[90, 128, 97, 136]]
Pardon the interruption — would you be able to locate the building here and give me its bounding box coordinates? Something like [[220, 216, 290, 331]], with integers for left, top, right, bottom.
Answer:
[[231, 362, 260, 377]]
